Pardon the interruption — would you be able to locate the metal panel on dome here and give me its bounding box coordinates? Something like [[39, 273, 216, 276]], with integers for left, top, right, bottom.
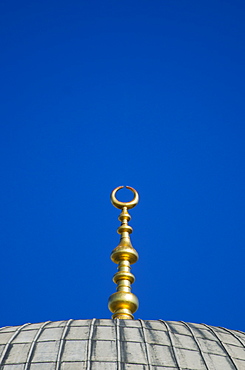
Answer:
[[0, 319, 245, 369]]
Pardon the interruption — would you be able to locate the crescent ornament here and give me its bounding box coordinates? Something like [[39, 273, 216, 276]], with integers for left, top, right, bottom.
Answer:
[[110, 186, 139, 209]]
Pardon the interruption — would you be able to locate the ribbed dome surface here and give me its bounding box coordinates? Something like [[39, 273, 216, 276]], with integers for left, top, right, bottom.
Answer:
[[0, 319, 245, 369]]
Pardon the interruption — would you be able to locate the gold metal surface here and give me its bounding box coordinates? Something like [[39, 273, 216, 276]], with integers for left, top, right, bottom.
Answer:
[[108, 186, 139, 320], [111, 186, 139, 209]]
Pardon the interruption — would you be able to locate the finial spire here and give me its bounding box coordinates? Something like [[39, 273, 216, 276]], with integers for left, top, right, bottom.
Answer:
[[108, 186, 139, 320]]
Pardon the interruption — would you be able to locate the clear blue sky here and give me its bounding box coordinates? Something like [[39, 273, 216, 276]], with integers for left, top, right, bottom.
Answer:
[[0, 0, 245, 332]]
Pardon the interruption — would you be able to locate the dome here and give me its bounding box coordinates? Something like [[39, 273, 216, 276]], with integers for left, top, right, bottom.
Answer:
[[0, 319, 245, 369], [2, 189, 244, 369]]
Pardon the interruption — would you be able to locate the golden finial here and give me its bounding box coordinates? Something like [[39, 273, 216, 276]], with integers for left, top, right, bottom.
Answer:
[[108, 186, 139, 320]]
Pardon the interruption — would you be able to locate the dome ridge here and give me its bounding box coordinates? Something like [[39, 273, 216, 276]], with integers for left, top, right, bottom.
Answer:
[[0, 319, 245, 369]]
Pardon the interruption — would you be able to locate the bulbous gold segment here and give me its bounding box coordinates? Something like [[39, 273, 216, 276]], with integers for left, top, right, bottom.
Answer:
[[108, 187, 139, 320]]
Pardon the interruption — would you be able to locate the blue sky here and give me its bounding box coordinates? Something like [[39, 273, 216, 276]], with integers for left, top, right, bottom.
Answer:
[[0, 0, 245, 332]]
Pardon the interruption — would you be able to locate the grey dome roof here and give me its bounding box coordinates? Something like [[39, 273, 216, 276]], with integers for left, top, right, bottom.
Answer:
[[0, 319, 245, 369]]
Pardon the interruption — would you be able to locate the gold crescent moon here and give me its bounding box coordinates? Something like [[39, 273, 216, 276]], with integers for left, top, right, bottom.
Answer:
[[110, 186, 139, 209]]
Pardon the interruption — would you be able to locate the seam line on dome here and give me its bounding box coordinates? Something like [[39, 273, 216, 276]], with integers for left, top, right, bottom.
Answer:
[[0, 322, 31, 366], [202, 324, 239, 370], [24, 321, 51, 370], [234, 329, 245, 336], [86, 318, 96, 370], [139, 319, 152, 370], [115, 319, 121, 370], [56, 319, 73, 370], [0, 326, 11, 332], [180, 321, 210, 370], [218, 327, 245, 349], [158, 320, 182, 370]]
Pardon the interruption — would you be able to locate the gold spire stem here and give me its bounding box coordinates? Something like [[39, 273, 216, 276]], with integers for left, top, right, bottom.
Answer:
[[108, 186, 139, 320]]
